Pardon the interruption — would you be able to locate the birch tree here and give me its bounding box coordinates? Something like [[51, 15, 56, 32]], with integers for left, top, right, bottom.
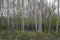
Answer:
[[38, 0, 44, 33], [26, 0, 29, 31], [33, 0, 38, 32], [7, 0, 10, 30], [56, 0, 59, 32], [22, 0, 25, 32], [2, 0, 6, 31], [0, 0, 3, 31], [12, 0, 16, 30]]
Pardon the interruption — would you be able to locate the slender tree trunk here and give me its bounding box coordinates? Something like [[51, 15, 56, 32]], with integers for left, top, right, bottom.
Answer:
[[48, 2, 52, 40], [26, 0, 29, 31], [45, 1, 49, 32], [48, 10, 52, 34], [53, 0, 56, 32], [12, 0, 15, 30], [7, 0, 9, 31], [56, 0, 59, 32], [22, 0, 25, 33], [38, 0, 43, 33], [33, 0, 38, 32], [1, 0, 3, 27], [1, 0, 4, 31], [48, 2, 52, 34]]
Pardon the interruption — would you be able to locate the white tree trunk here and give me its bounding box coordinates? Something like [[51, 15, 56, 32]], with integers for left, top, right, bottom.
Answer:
[[7, 0, 9, 30], [56, 0, 59, 32], [38, 0, 43, 33], [33, 0, 38, 32], [1, 0, 4, 31], [22, 0, 25, 33]]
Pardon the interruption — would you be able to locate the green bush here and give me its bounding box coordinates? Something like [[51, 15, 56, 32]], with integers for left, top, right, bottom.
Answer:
[[0, 30, 60, 40]]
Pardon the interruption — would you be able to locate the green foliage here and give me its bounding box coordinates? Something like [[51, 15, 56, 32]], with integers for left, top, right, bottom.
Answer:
[[0, 14, 60, 31], [0, 31, 60, 40]]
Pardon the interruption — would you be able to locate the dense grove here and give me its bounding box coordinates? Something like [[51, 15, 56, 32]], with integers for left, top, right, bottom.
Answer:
[[0, 0, 60, 40], [0, 14, 60, 40], [0, 14, 60, 31]]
